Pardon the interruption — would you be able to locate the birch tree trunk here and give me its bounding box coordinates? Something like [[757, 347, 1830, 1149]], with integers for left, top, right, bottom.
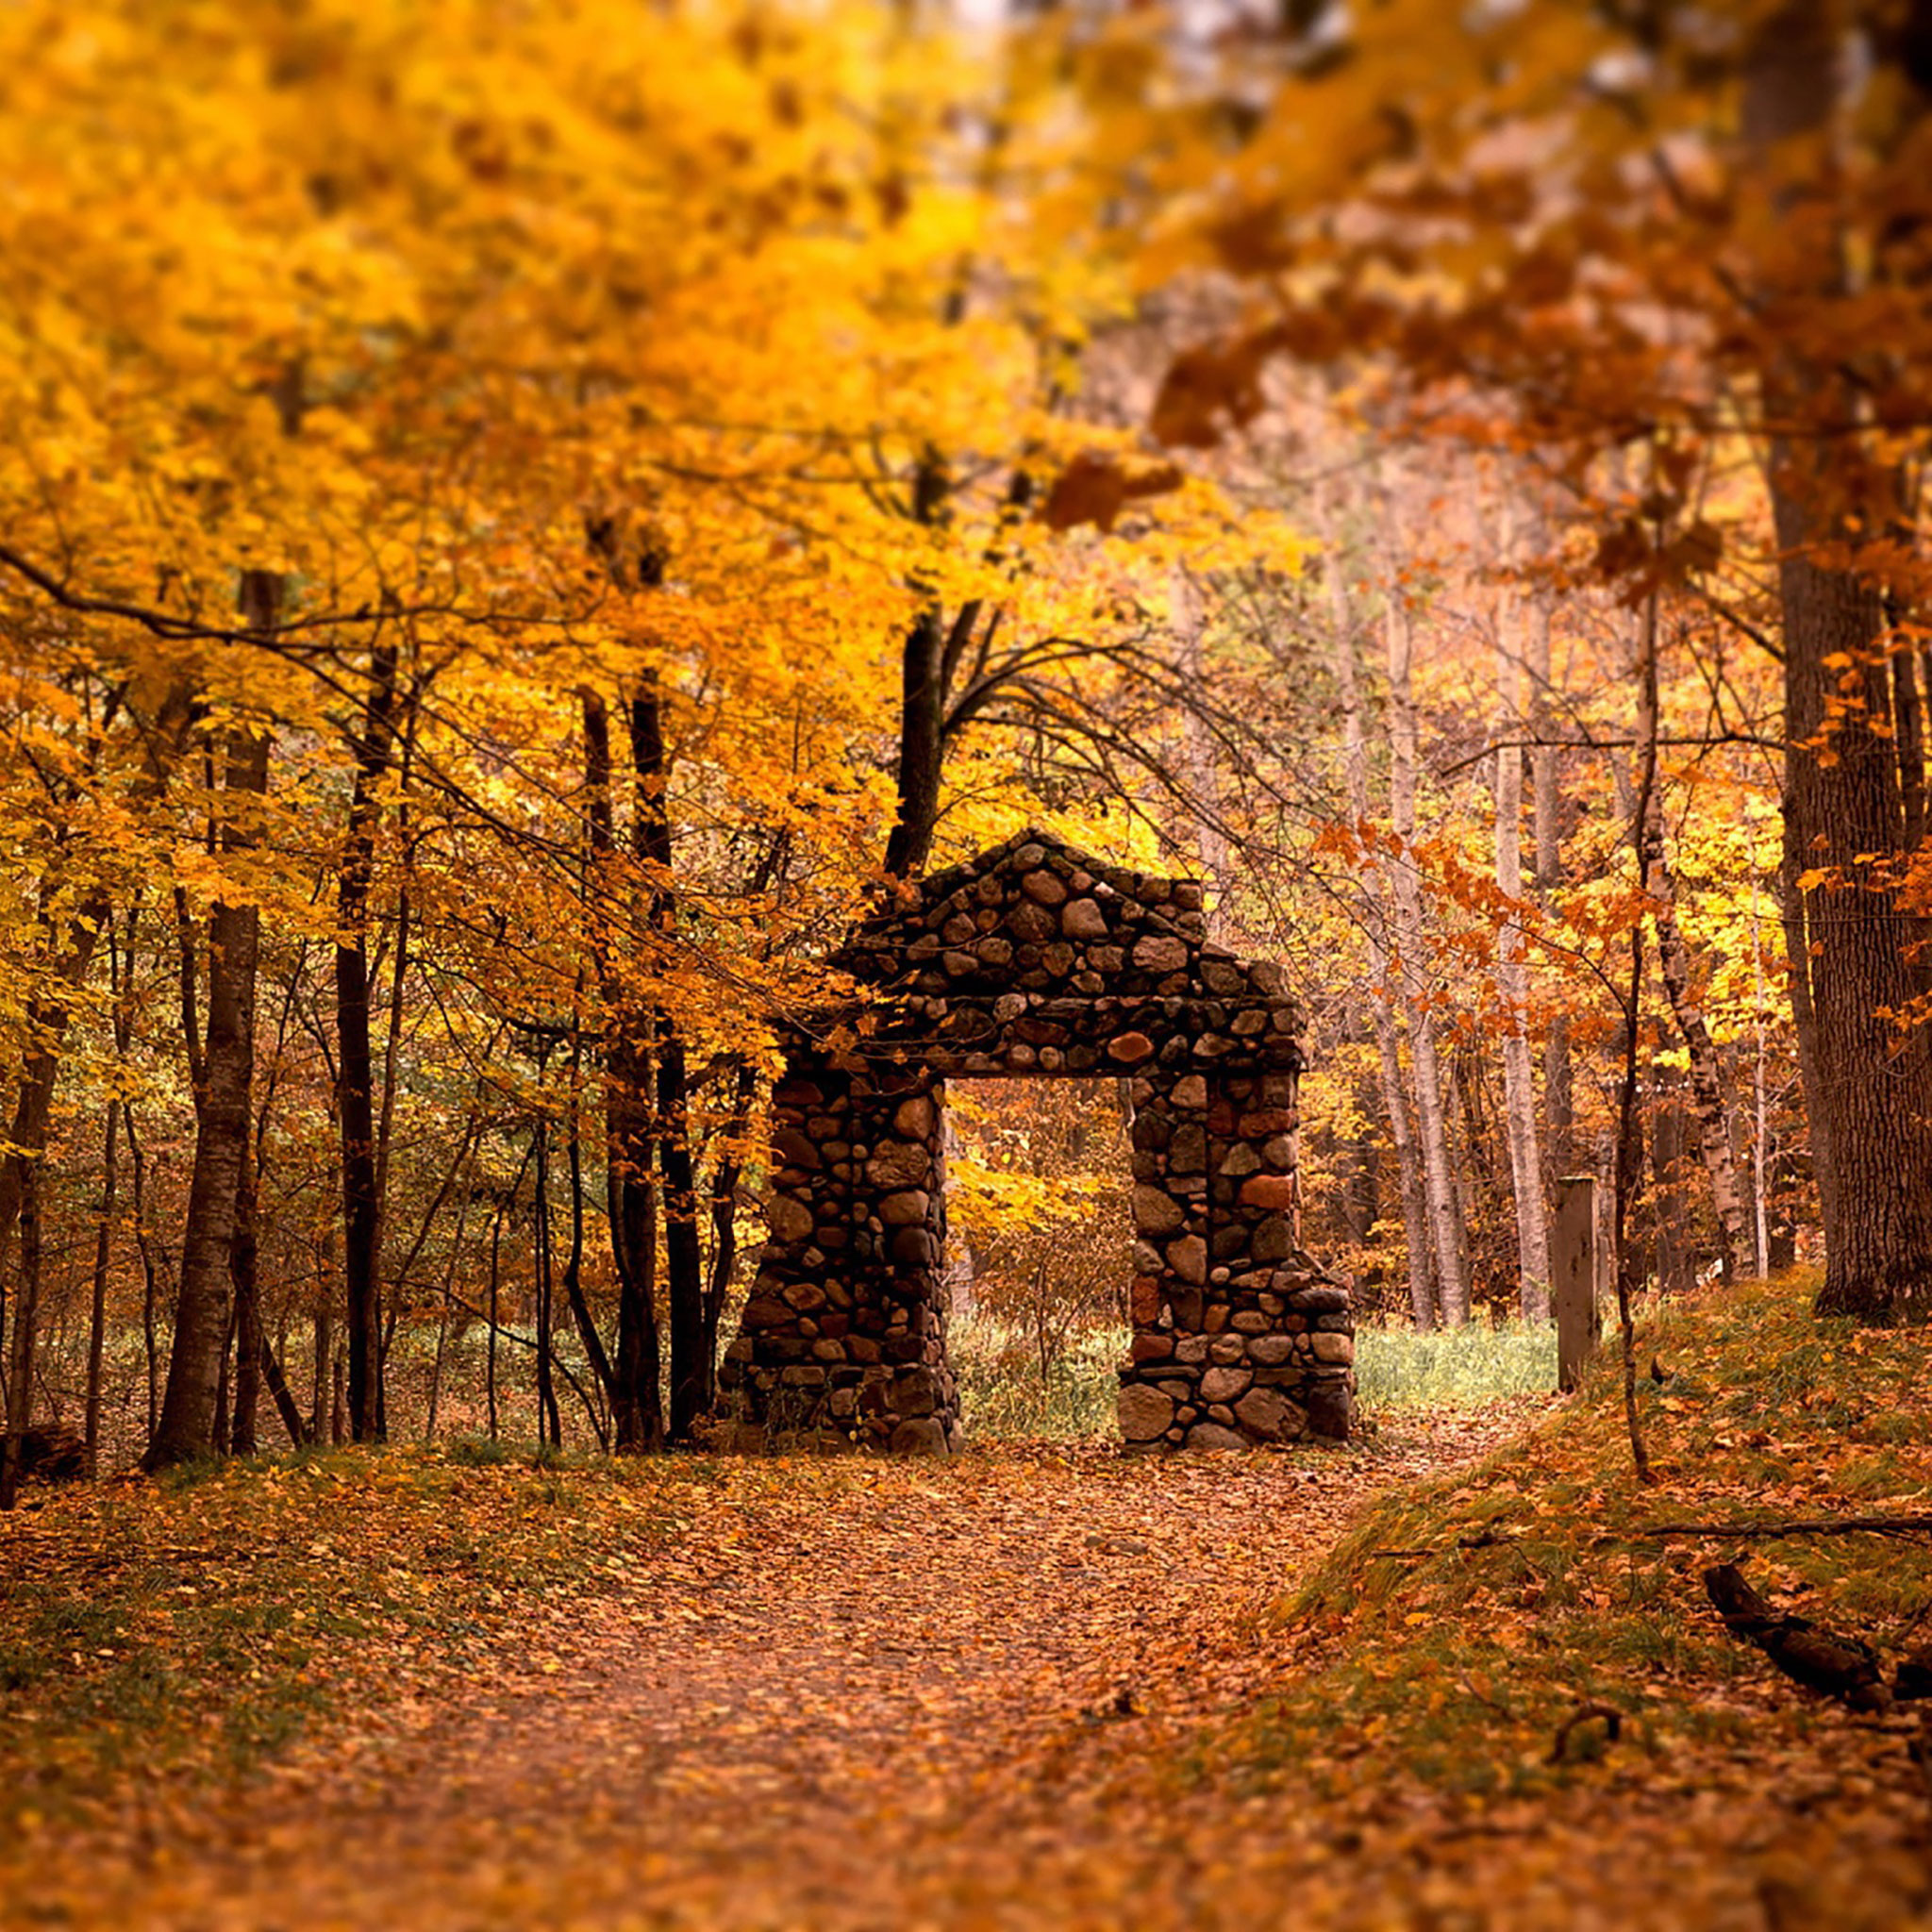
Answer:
[[1527, 604, 1575, 1183], [1386, 591, 1471, 1326], [1493, 603, 1552, 1318], [1325, 539, 1436, 1327]]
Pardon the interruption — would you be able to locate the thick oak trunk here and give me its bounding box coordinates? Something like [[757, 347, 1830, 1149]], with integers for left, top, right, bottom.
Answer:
[[1746, 11, 1932, 1321]]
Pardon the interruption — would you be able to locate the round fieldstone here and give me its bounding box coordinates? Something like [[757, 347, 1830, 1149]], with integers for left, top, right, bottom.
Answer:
[[1239, 1174, 1298, 1210], [767, 1195, 813, 1243], [1184, 1422, 1249, 1453], [889, 1417, 951, 1456], [1117, 1384, 1175, 1441], [1061, 898, 1108, 939], [1108, 1031, 1155, 1064], [1132, 935, 1190, 974], [1199, 1364, 1251, 1403], [1168, 1234, 1208, 1284], [879, 1190, 930, 1226], [867, 1142, 930, 1188], [1234, 1385, 1306, 1441], [1131, 1185, 1186, 1236]]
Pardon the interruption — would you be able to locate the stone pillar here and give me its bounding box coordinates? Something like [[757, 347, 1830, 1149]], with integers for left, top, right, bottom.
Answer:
[[1116, 1057, 1354, 1451], [721, 1055, 962, 1455]]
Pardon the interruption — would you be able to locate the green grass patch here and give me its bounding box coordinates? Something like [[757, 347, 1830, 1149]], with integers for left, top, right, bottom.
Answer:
[[1220, 1270, 1932, 1799], [1354, 1316, 1557, 1410], [951, 1313, 1128, 1440]]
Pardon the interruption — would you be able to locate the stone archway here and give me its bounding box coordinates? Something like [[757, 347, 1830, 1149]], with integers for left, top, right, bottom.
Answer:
[[720, 830, 1354, 1455]]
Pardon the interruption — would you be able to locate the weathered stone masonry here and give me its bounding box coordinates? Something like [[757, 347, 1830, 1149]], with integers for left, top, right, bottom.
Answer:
[[720, 829, 1354, 1454]]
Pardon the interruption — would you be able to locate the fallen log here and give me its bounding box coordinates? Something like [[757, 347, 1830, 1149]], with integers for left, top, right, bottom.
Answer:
[[1646, 1514, 1932, 1541], [1704, 1563, 1892, 1713]]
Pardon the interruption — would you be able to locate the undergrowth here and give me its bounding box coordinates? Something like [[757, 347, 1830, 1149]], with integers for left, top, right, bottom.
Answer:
[[1354, 1316, 1557, 1410], [951, 1312, 1128, 1440], [1224, 1269, 1932, 1801]]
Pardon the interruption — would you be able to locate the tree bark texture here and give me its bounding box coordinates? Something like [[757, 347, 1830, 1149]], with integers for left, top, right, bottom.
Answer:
[[1747, 11, 1932, 1321], [1493, 608, 1551, 1318], [1326, 540, 1436, 1326], [580, 691, 664, 1450], [336, 639, 397, 1441], [629, 679, 707, 1442], [1386, 592, 1471, 1324], [145, 572, 275, 1471]]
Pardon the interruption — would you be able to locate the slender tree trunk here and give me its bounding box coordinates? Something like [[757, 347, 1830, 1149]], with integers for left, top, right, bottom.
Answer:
[[84, 1101, 119, 1476], [229, 1137, 262, 1456], [1527, 603, 1575, 1183], [560, 1024, 617, 1405], [883, 453, 952, 881], [1650, 1073, 1698, 1295], [311, 1159, 338, 1443], [1325, 535, 1436, 1325], [0, 1165, 42, 1507], [1493, 608, 1552, 1318], [125, 1103, 160, 1443], [580, 690, 663, 1450], [146, 572, 276, 1471], [629, 679, 706, 1441], [1386, 592, 1471, 1324], [336, 641, 397, 1443], [700, 1059, 758, 1414], [532, 1115, 560, 1449], [1639, 790, 1755, 1283]]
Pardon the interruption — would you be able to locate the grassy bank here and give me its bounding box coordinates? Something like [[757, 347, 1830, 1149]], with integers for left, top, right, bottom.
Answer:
[[1227, 1271, 1932, 1816], [1354, 1316, 1558, 1410]]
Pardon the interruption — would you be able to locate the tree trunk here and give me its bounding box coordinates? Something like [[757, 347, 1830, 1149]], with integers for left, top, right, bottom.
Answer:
[[145, 572, 276, 1471], [1527, 603, 1575, 1184], [1326, 536, 1436, 1325], [336, 640, 397, 1442], [883, 454, 951, 881], [0, 1164, 43, 1508], [229, 1131, 262, 1456], [628, 679, 707, 1441], [1493, 608, 1552, 1318], [1747, 10, 1932, 1322], [1386, 592, 1471, 1325], [84, 1101, 118, 1477], [532, 1114, 561, 1450], [1640, 786, 1755, 1284], [580, 691, 663, 1449]]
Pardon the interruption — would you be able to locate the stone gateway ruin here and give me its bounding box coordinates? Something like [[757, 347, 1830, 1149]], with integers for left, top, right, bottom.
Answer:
[[720, 830, 1354, 1455]]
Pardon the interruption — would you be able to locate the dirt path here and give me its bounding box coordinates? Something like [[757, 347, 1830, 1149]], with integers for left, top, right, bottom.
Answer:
[[35, 1413, 1528, 1931]]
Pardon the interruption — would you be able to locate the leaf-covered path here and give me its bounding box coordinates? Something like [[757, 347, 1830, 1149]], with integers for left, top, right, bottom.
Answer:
[[36, 1414, 1523, 1932]]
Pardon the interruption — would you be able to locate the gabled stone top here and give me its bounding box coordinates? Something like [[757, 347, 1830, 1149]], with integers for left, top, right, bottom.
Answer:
[[901, 826, 1208, 940], [829, 825, 1293, 1024]]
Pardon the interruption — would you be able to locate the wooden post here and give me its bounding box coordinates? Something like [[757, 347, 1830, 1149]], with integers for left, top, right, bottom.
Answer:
[[1555, 1174, 1600, 1392]]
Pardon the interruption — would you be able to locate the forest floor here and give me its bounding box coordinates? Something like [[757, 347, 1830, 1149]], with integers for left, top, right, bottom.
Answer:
[[5, 1274, 1932, 1930]]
